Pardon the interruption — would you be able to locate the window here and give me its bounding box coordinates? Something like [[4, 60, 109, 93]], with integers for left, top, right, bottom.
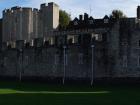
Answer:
[[30, 40, 34, 46], [104, 19, 109, 23], [54, 54, 59, 65], [138, 56, 140, 67], [25, 56, 29, 66], [89, 20, 93, 24], [4, 57, 7, 67], [123, 56, 127, 67], [78, 53, 84, 64], [138, 40, 140, 47], [74, 21, 78, 25]]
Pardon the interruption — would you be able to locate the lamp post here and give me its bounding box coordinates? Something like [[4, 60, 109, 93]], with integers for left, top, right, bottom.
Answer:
[[91, 44, 95, 86], [19, 48, 23, 82], [63, 45, 66, 85]]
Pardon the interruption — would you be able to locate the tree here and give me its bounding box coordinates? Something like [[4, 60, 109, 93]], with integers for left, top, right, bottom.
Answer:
[[110, 10, 127, 19], [59, 10, 71, 28]]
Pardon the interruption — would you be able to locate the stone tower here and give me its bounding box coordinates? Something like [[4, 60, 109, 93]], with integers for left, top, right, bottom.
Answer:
[[33, 8, 39, 39], [40, 2, 59, 37], [2, 7, 33, 44], [2, 2, 59, 46]]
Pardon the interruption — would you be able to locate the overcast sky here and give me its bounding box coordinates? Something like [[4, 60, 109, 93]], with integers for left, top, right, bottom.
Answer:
[[0, 0, 140, 19]]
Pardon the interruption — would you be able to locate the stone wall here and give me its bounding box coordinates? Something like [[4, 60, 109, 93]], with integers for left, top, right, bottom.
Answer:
[[0, 19, 2, 51], [0, 43, 107, 80]]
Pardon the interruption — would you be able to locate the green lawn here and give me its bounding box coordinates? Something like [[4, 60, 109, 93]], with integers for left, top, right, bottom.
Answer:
[[0, 81, 139, 105]]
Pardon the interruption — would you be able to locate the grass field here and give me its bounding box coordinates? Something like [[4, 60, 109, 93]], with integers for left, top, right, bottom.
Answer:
[[0, 81, 140, 105]]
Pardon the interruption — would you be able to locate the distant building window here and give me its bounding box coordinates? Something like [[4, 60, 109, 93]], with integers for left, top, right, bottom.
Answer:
[[78, 53, 84, 64], [25, 56, 29, 66], [123, 56, 127, 67], [104, 19, 109, 23], [98, 34, 102, 41], [74, 21, 78, 25], [54, 54, 59, 65], [15, 17, 17, 23], [89, 20, 93, 24], [4, 57, 8, 67], [24, 40, 27, 44], [92, 34, 100, 41], [30, 40, 34, 46]]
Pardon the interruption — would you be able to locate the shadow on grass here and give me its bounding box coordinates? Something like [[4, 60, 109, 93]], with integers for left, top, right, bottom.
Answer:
[[0, 92, 111, 105], [0, 81, 108, 92], [0, 81, 139, 105], [0, 91, 139, 105], [0, 81, 110, 105]]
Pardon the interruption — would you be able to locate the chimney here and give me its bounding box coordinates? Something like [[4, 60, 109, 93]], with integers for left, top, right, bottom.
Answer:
[[79, 15, 83, 21], [84, 13, 89, 21], [137, 6, 140, 19]]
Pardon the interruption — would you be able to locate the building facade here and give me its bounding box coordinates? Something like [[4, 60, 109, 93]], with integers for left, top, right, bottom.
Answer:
[[2, 2, 59, 47], [1, 3, 140, 82]]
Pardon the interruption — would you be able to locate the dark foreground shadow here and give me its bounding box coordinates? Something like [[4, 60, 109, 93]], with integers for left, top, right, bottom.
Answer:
[[0, 81, 139, 105], [0, 91, 139, 105]]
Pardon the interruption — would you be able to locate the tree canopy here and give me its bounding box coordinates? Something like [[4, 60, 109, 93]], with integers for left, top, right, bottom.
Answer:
[[110, 10, 127, 19], [59, 10, 71, 28]]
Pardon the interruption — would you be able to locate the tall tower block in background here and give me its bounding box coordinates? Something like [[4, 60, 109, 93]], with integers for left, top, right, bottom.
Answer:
[[40, 2, 59, 37]]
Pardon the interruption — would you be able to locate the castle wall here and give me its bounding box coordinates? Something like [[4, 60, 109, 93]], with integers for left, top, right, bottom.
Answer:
[[107, 18, 140, 78], [0, 42, 107, 80], [0, 19, 2, 50], [107, 21, 121, 77], [0, 49, 18, 77], [3, 22, 140, 80], [126, 30, 140, 77], [3, 3, 140, 80]]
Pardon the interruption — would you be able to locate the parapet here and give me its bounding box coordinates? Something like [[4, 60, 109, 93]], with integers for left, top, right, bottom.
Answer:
[[11, 6, 21, 10], [40, 2, 59, 9], [48, 2, 59, 7], [22, 7, 32, 11], [2, 9, 7, 14], [40, 3, 47, 8], [3, 9, 11, 13], [33, 8, 39, 12]]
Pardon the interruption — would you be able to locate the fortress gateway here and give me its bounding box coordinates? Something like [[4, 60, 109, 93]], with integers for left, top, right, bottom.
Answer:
[[1, 3, 140, 83]]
